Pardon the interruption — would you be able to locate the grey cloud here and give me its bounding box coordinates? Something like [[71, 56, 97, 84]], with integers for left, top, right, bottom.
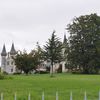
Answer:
[[0, 0, 100, 52]]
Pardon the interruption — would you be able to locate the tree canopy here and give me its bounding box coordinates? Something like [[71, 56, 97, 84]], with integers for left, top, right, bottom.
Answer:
[[44, 30, 63, 76], [66, 13, 100, 74], [14, 43, 44, 74], [14, 51, 34, 74]]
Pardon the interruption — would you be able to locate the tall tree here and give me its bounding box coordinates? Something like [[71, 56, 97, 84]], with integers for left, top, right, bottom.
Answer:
[[67, 13, 100, 74], [44, 30, 63, 76]]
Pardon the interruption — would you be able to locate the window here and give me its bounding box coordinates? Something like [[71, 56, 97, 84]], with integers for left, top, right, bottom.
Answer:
[[7, 61, 9, 65], [11, 61, 13, 65], [11, 69, 13, 72]]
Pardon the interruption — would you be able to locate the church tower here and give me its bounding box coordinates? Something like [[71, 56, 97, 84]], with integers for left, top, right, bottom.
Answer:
[[6, 43, 17, 74], [10, 43, 16, 56], [61, 34, 68, 72], [62, 34, 67, 56], [1, 44, 7, 72], [1, 43, 17, 74]]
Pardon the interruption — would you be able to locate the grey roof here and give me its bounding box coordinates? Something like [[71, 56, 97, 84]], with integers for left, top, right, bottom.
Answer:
[[1, 44, 7, 56], [10, 43, 16, 55]]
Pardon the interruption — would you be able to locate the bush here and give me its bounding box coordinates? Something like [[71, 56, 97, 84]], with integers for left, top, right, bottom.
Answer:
[[0, 72, 13, 80], [0, 73, 5, 79], [72, 70, 82, 74], [3, 71, 8, 75], [13, 72, 22, 75], [39, 71, 49, 74]]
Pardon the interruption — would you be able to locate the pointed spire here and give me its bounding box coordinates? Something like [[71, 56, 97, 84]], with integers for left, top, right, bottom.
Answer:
[[10, 43, 16, 55], [63, 33, 67, 44], [1, 44, 7, 56]]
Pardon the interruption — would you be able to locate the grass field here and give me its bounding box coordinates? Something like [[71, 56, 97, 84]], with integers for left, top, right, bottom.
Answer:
[[0, 73, 100, 100]]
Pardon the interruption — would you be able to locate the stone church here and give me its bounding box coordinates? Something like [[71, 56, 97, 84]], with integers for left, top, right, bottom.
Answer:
[[1, 43, 17, 74]]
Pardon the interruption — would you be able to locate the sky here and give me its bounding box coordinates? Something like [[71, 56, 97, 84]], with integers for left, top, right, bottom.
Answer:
[[0, 0, 100, 53]]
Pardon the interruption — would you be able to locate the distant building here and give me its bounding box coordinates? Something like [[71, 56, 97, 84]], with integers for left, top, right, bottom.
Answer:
[[1, 34, 68, 74], [1, 43, 17, 74]]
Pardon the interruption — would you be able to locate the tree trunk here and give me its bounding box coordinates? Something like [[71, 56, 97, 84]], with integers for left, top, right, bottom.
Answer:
[[50, 62, 53, 77]]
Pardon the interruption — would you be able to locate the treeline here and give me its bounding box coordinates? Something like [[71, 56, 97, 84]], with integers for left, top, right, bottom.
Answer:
[[14, 13, 100, 74]]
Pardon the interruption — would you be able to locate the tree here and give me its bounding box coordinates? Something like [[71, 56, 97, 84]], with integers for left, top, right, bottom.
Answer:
[[67, 13, 100, 74], [44, 30, 63, 76], [14, 43, 44, 74], [14, 51, 34, 74], [30, 42, 44, 69]]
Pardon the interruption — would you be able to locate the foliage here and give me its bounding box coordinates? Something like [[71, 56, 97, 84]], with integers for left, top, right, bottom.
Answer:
[[44, 30, 63, 76], [2, 71, 8, 75], [0, 73, 5, 79], [67, 13, 100, 74], [14, 43, 44, 74], [30, 42, 44, 69], [14, 51, 34, 74], [0, 72, 8, 79]]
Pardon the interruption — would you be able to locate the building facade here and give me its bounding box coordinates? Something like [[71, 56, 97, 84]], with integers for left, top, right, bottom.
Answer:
[[1, 43, 17, 74]]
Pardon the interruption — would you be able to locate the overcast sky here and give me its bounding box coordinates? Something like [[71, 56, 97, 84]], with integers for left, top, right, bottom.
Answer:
[[0, 0, 100, 53]]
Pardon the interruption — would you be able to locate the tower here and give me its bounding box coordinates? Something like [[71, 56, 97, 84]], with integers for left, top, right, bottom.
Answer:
[[1, 44, 7, 72], [61, 34, 68, 72], [6, 43, 17, 74], [1, 43, 17, 74], [10, 43, 16, 56], [63, 33, 67, 44], [62, 33, 67, 56]]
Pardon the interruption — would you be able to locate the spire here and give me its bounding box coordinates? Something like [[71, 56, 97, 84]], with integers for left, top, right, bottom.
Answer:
[[10, 43, 16, 55], [1, 44, 7, 56], [63, 33, 67, 44]]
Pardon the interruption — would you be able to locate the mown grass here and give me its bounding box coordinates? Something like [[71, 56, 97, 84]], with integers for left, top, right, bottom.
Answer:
[[0, 73, 100, 100]]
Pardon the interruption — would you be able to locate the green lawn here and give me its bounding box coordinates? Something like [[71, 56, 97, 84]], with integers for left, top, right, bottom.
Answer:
[[0, 73, 100, 100]]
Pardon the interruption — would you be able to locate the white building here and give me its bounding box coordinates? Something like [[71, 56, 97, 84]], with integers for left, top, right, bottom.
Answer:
[[1, 43, 17, 74]]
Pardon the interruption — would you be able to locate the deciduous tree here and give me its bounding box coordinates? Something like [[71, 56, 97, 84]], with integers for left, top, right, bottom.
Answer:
[[67, 13, 100, 74]]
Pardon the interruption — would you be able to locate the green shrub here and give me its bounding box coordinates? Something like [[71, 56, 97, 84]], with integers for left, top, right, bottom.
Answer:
[[0, 73, 5, 79], [13, 72, 22, 75], [3, 71, 8, 75], [72, 70, 81, 74]]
